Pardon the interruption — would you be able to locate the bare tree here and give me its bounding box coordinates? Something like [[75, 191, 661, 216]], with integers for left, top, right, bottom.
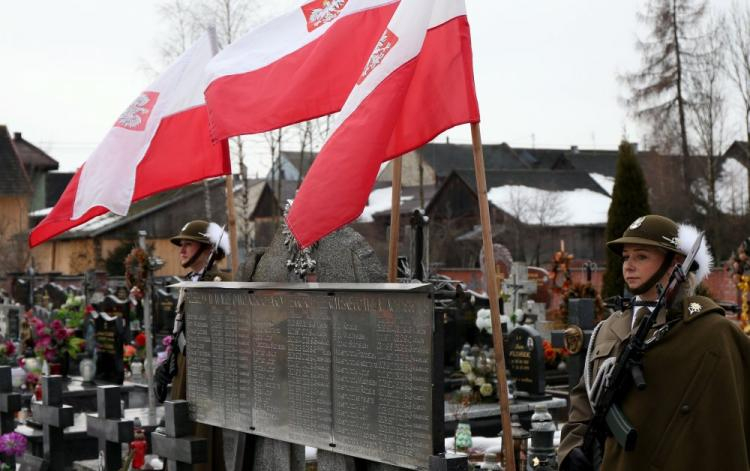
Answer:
[[690, 16, 728, 215], [726, 2, 750, 210], [625, 0, 708, 185]]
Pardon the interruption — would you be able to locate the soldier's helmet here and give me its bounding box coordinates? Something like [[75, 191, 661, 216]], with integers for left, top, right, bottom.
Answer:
[[607, 214, 713, 284], [606, 215, 682, 256], [170, 220, 211, 246]]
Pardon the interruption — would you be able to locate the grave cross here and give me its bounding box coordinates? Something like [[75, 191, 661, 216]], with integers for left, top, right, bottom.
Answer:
[[502, 262, 537, 318], [85, 385, 134, 470], [0, 366, 21, 434], [151, 400, 207, 470], [29, 375, 74, 470], [551, 298, 595, 391]]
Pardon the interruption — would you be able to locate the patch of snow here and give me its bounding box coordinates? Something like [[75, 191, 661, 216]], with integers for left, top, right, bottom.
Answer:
[[589, 173, 614, 195], [487, 185, 610, 226], [68, 212, 123, 233], [358, 187, 414, 222], [716, 158, 748, 215]]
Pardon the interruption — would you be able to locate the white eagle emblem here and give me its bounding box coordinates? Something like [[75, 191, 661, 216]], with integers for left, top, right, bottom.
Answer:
[[688, 302, 702, 316], [303, 0, 348, 31], [358, 29, 398, 84], [629, 216, 645, 230], [116, 92, 158, 131]]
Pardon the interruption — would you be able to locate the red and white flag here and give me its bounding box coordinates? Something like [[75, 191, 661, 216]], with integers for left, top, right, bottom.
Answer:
[[204, 0, 399, 140], [286, 0, 479, 247], [29, 33, 229, 248]]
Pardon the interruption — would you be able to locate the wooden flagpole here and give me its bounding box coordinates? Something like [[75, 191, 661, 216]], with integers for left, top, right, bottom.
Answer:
[[471, 122, 516, 471], [387, 157, 403, 282], [225, 174, 240, 275], [207, 26, 240, 275]]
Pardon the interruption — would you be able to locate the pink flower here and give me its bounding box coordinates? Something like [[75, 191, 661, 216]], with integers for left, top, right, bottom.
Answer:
[[65, 328, 75, 338], [5, 341, 15, 356], [35, 336, 51, 348], [162, 336, 172, 347], [44, 348, 57, 362], [54, 329, 67, 342], [50, 319, 63, 330]]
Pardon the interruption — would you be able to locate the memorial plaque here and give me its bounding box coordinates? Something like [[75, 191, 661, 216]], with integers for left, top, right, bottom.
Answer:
[[507, 325, 547, 399], [0, 305, 20, 340], [183, 282, 439, 470]]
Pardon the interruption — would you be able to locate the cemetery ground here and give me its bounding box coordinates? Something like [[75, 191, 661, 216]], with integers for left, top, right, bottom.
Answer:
[[0, 226, 747, 470]]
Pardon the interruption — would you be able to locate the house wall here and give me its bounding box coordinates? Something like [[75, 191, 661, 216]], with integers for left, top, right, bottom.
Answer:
[[0, 196, 28, 234]]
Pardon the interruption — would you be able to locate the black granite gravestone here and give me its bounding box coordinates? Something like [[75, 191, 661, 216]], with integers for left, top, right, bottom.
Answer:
[[151, 400, 207, 470], [92, 311, 126, 384], [0, 366, 21, 433], [154, 288, 178, 336], [29, 376, 74, 470], [85, 386, 134, 470], [507, 325, 548, 400]]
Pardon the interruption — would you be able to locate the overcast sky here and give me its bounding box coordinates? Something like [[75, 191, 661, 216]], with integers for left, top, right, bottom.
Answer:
[[0, 0, 741, 175]]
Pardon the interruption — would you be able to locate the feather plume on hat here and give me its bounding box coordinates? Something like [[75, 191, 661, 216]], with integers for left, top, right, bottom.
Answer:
[[206, 222, 230, 256], [677, 224, 712, 284]]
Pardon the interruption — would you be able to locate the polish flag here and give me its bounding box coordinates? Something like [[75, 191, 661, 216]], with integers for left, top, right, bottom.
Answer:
[[204, 0, 399, 140], [286, 0, 479, 247], [29, 33, 229, 248]]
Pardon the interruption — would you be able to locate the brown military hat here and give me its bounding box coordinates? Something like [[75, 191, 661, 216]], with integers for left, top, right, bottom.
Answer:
[[170, 220, 211, 246], [607, 215, 682, 255]]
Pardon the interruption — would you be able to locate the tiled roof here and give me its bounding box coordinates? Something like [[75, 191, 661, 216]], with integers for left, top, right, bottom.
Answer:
[[12, 132, 58, 173], [0, 126, 31, 195]]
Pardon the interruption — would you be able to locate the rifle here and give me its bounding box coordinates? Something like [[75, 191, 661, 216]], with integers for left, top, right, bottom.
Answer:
[[582, 231, 704, 469], [154, 225, 227, 403]]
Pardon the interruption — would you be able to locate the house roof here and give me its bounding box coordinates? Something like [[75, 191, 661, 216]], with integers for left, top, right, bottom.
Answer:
[[723, 141, 749, 162], [364, 184, 438, 221], [417, 142, 528, 178], [55, 177, 237, 239], [12, 132, 58, 173], [280, 150, 317, 179], [0, 126, 31, 195], [453, 169, 610, 195]]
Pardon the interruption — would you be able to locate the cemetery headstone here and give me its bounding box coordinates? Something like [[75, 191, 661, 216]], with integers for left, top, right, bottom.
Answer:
[[0, 366, 21, 433], [85, 385, 134, 470], [92, 310, 127, 384], [154, 288, 178, 336], [151, 400, 207, 470], [29, 375, 74, 470], [0, 304, 20, 340], [502, 263, 538, 324], [507, 325, 548, 400], [551, 298, 595, 391]]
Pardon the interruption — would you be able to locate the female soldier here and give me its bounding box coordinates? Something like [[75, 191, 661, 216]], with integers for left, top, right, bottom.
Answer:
[[558, 215, 750, 471]]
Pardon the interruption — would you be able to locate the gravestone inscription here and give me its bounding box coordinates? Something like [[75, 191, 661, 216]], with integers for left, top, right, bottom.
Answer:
[[182, 282, 440, 470], [507, 325, 548, 400]]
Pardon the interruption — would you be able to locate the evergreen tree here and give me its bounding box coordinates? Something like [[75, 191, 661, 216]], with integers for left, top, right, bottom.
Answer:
[[603, 141, 651, 297]]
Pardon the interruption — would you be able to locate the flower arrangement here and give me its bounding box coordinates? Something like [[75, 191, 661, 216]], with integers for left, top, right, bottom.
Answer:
[[24, 310, 85, 364], [542, 340, 569, 368], [458, 346, 496, 401], [0, 341, 15, 366], [726, 240, 750, 334], [0, 431, 27, 469]]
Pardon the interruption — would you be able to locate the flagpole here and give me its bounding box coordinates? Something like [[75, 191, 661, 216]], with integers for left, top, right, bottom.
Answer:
[[225, 173, 240, 275], [207, 26, 240, 275], [471, 122, 516, 471], [387, 157, 403, 282]]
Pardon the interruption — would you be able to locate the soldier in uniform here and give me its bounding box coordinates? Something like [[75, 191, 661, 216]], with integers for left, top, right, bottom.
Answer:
[[558, 215, 750, 471], [169, 220, 231, 470]]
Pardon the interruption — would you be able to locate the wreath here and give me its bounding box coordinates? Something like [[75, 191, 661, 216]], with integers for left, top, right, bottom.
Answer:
[[125, 247, 149, 293], [726, 238, 750, 334]]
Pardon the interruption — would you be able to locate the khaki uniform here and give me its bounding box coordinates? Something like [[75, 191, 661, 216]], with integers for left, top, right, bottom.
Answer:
[[558, 295, 750, 471], [171, 266, 231, 471]]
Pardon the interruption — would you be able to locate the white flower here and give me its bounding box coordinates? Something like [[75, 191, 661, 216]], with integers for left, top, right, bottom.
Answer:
[[480, 382, 494, 397], [466, 373, 476, 384], [475, 376, 486, 386], [460, 360, 473, 374]]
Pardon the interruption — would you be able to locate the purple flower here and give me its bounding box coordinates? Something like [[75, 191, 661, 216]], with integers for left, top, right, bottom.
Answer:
[[162, 336, 172, 347], [0, 432, 28, 457]]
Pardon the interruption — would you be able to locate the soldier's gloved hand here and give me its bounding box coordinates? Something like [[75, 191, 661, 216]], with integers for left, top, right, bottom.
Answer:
[[561, 447, 593, 471]]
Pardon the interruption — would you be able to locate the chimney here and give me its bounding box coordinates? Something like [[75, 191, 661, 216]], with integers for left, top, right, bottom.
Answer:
[[446, 136, 450, 145], [631, 143, 639, 153], [570, 145, 579, 154], [13, 132, 21, 141]]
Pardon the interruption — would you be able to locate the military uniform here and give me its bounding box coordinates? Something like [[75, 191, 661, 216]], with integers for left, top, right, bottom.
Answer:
[[558, 215, 750, 470], [559, 296, 750, 470], [169, 221, 231, 471]]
